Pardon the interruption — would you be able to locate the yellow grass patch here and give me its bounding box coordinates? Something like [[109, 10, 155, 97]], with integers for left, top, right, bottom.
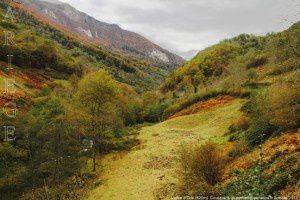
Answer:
[[86, 99, 245, 200]]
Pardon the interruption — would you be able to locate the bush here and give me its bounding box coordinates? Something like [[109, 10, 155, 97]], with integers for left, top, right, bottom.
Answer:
[[247, 70, 258, 82], [143, 102, 169, 122], [178, 142, 225, 196], [0, 21, 19, 29], [122, 102, 142, 125], [228, 116, 250, 133], [39, 86, 51, 97], [244, 91, 279, 146], [192, 142, 226, 185], [226, 117, 250, 142], [245, 74, 299, 146], [246, 54, 268, 68], [263, 76, 300, 129], [269, 58, 300, 75], [246, 116, 278, 146], [228, 140, 249, 160]]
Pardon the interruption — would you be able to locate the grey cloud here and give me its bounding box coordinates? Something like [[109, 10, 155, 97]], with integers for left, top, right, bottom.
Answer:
[[60, 0, 299, 53]]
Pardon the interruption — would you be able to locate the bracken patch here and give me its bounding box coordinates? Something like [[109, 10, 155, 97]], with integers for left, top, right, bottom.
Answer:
[[223, 130, 300, 184], [169, 95, 235, 119]]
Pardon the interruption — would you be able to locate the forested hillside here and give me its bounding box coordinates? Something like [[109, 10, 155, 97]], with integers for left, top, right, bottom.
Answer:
[[0, 1, 176, 92], [161, 22, 299, 96]]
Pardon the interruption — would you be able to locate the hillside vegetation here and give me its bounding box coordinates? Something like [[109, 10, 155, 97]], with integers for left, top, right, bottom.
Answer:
[[0, 1, 299, 199], [0, 2, 176, 199], [149, 21, 300, 197], [85, 18, 300, 197], [161, 22, 299, 96], [0, 1, 175, 92]]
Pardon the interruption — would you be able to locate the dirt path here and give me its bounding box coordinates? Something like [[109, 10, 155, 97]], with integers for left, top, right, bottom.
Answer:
[[86, 99, 244, 200]]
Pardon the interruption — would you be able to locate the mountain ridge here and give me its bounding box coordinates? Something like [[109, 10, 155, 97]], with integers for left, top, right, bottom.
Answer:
[[19, 0, 185, 67], [0, 1, 180, 92]]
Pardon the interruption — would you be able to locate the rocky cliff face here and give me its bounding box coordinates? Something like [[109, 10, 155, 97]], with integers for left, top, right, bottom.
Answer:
[[20, 0, 185, 67]]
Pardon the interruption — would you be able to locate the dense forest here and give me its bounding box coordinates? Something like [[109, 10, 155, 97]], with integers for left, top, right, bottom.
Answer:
[[0, 1, 299, 199]]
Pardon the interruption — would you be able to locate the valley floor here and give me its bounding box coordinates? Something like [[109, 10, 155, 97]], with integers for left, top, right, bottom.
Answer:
[[86, 99, 245, 200]]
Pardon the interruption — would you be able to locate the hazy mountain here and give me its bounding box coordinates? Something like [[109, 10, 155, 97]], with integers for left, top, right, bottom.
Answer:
[[39, 0, 61, 4], [178, 50, 198, 60], [20, 0, 185, 66]]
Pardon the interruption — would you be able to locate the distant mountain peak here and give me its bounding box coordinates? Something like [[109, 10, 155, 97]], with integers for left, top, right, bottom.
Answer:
[[20, 0, 184, 66]]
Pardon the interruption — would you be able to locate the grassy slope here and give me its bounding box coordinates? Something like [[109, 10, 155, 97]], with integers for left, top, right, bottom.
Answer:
[[86, 98, 244, 200]]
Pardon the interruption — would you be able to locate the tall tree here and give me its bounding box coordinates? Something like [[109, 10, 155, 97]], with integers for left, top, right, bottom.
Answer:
[[74, 69, 121, 171]]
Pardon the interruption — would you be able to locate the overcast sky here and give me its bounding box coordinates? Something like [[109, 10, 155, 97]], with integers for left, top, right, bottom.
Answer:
[[58, 0, 299, 55]]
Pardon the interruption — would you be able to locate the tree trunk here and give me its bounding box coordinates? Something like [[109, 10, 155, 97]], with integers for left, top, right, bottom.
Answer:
[[194, 85, 198, 93], [92, 149, 96, 172]]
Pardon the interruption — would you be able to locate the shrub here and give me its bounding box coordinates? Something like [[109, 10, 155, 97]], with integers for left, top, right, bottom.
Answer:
[[228, 140, 249, 160], [268, 58, 300, 75], [118, 83, 143, 126], [192, 142, 226, 185], [226, 117, 250, 142], [228, 116, 250, 133], [228, 133, 242, 142], [263, 76, 300, 129], [245, 91, 279, 146], [245, 74, 299, 147], [122, 102, 142, 125], [246, 116, 278, 146], [0, 21, 19, 29], [240, 100, 252, 114], [178, 142, 225, 196], [246, 119, 276, 146], [39, 86, 51, 97], [246, 54, 268, 68], [21, 174, 90, 200], [143, 102, 169, 122], [247, 70, 258, 83]]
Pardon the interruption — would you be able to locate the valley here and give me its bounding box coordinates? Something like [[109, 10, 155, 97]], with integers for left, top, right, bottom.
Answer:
[[87, 98, 245, 200], [0, 0, 299, 199]]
